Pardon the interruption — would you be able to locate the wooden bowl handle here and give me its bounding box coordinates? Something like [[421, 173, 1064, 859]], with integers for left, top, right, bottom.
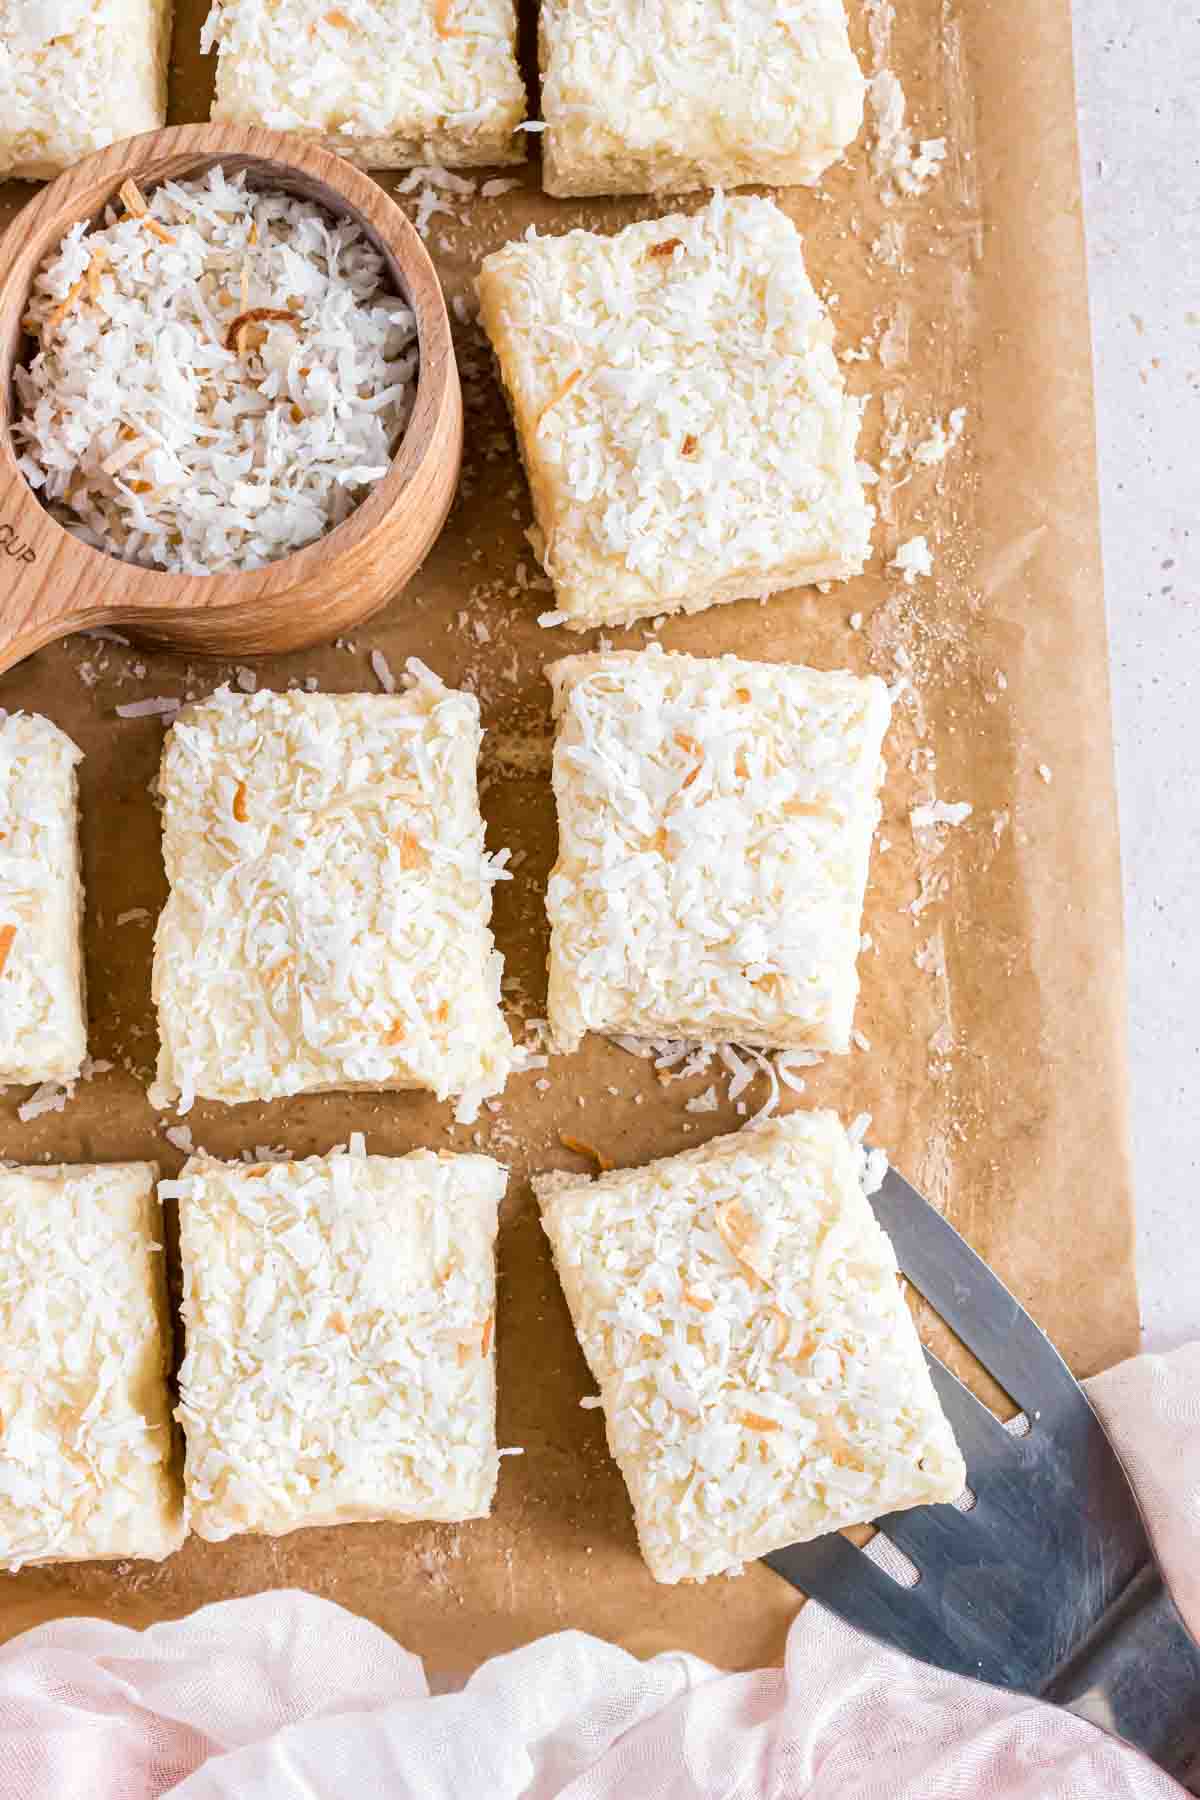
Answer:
[[0, 447, 115, 674]]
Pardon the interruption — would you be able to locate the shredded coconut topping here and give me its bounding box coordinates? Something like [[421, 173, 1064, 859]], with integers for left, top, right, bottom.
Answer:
[[150, 672, 515, 1117], [0, 1163, 183, 1571], [201, 0, 526, 168], [0, 711, 87, 1087], [545, 646, 892, 1056], [535, 1112, 965, 1584], [0, 0, 167, 180], [476, 192, 874, 631], [539, 0, 864, 198], [15, 166, 418, 574], [174, 1148, 505, 1540]]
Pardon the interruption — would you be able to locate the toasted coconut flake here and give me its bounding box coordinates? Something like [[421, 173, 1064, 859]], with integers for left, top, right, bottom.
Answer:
[[397, 829, 429, 869], [224, 307, 302, 354], [433, 0, 462, 36], [0, 924, 15, 978], [86, 248, 109, 302], [559, 1132, 613, 1172], [773, 1306, 818, 1360], [536, 367, 583, 433], [647, 236, 683, 260], [232, 781, 249, 823], [481, 1311, 494, 1356], [683, 1287, 714, 1313], [141, 217, 176, 246], [382, 1019, 406, 1045], [119, 177, 149, 217], [739, 1411, 782, 1432], [713, 1196, 770, 1282], [46, 277, 86, 334], [681, 433, 698, 457]]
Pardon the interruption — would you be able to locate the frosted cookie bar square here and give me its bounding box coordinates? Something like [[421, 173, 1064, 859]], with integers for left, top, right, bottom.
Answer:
[[0, 1163, 184, 1570], [0, 712, 87, 1086], [174, 1148, 506, 1540], [476, 193, 873, 631], [545, 646, 891, 1055], [201, 0, 526, 168], [536, 1113, 965, 1584], [151, 671, 515, 1117], [0, 0, 169, 181], [540, 0, 864, 198]]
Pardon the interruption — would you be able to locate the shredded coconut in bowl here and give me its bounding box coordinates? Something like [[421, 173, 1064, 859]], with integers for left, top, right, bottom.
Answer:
[[13, 166, 419, 574]]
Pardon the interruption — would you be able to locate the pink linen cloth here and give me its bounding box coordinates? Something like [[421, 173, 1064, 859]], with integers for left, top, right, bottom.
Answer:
[[0, 1345, 1197, 1799]]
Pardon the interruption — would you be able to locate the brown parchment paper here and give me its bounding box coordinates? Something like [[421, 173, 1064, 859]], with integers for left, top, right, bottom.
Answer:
[[0, 0, 1138, 1675]]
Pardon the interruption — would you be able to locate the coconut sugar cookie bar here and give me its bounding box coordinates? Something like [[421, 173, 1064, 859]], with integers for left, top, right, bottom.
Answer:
[[540, 0, 864, 198], [0, 1163, 184, 1570], [0, 0, 169, 181], [476, 193, 873, 631], [0, 712, 87, 1087], [201, 0, 526, 168], [536, 1113, 965, 1583], [151, 673, 515, 1118], [545, 646, 891, 1056], [173, 1148, 506, 1540]]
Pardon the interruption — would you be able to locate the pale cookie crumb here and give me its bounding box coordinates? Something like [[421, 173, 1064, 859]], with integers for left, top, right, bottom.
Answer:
[[540, 0, 863, 198], [0, 0, 168, 180], [151, 672, 514, 1119], [0, 1162, 183, 1570], [172, 1148, 506, 1541], [201, 0, 526, 167], [477, 193, 874, 632], [545, 645, 892, 1056], [0, 711, 87, 1087], [535, 1112, 966, 1583]]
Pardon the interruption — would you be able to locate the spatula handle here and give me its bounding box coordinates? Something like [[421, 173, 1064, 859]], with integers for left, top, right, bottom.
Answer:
[[1046, 1562, 1200, 1792]]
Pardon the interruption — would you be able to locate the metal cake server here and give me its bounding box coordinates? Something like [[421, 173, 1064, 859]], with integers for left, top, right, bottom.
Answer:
[[764, 1165, 1200, 1791]]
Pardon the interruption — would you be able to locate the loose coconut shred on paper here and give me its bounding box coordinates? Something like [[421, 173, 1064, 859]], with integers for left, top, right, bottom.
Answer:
[[14, 166, 418, 574]]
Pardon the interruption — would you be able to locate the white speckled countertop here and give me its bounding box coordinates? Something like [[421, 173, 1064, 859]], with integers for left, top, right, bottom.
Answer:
[[1074, 5, 1199, 1351]]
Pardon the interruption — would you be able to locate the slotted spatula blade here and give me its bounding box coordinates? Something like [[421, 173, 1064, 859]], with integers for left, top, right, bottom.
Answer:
[[763, 1165, 1200, 1790]]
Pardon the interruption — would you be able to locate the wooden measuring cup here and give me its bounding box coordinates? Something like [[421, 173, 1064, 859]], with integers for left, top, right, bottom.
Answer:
[[0, 125, 463, 674]]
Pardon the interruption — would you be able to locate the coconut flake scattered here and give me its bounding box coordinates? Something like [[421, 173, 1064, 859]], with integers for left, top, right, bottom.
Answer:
[[914, 408, 967, 466], [369, 649, 397, 694], [115, 697, 182, 720], [685, 1085, 720, 1115], [164, 1124, 195, 1154], [890, 535, 934, 583], [911, 799, 973, 830], [16, 1054, 110, 1121], [16, 166, 418, 576], [115, 907, 152, 926], [869, 71, 947, 199], [17, 1080, 72, 1122], [1037, 764, 1053, 784]]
